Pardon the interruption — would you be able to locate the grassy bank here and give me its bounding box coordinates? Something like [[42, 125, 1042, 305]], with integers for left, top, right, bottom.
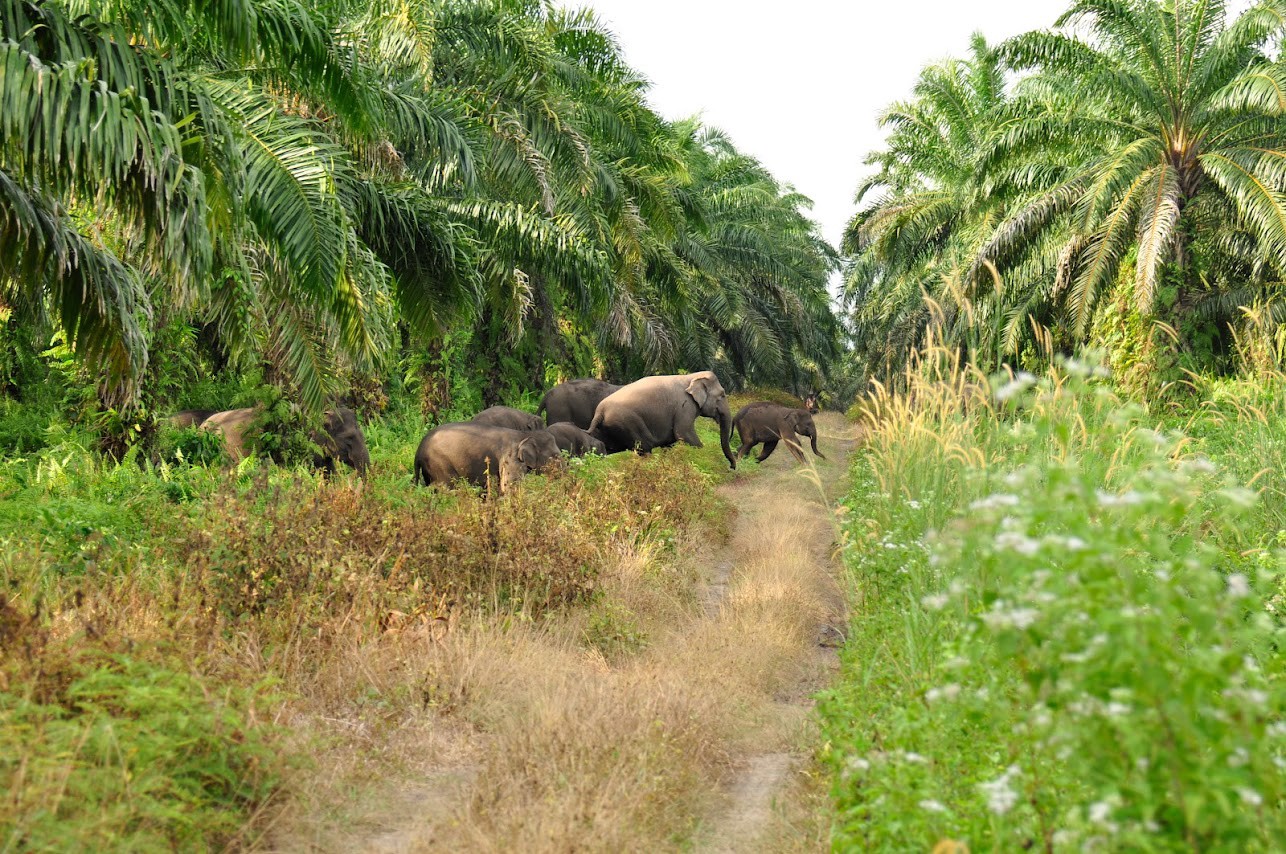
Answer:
[[0, 406, 734, 849], [820, 357, 1286, 851]]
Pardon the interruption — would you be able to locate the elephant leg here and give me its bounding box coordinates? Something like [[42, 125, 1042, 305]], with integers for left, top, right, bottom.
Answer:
[[677, 420, 703, 448], [756, 440, 778, 462], [736, 439, 754, 460]]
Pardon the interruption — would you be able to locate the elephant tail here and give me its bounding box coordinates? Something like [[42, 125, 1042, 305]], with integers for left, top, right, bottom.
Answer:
[[537, 394, 548, 421], [414, 457, 428, 486]]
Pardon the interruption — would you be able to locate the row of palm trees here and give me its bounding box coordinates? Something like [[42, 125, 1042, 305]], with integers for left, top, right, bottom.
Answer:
[[845, 0, 1286, 385], [1, 0, 838, 412]]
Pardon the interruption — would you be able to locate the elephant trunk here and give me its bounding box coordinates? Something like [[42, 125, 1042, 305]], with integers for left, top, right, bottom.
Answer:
[[718, 403, 736, 470], [810, 430, 825, 460]]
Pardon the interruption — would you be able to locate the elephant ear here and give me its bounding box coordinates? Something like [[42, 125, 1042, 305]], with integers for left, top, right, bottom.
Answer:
[[685, 375, 713, 409]]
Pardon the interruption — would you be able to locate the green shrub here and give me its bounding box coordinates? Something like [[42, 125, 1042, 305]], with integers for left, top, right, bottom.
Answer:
[[821, 361, 1286, 851], [1, 655, 283, 851]]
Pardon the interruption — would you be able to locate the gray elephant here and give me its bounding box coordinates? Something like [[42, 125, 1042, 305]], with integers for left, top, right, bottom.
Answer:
[[732, 402, 824, 464], [471, 405, 544, 432], [414, 423, 562, 493], [544, 422, 607, 457], [200, 408, 259, 461], [538, 379, 622, 429], [588, 371, 736, 469], [314, 408, 371, 475], [199, 406, 370, 474], [169, 409, 218, 429]]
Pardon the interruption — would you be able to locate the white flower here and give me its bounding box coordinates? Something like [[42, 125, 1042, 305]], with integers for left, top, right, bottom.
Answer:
[[921, 593, 950, 611], [1096, 489, 1144, 507], [919, 799, 949, 814], [995, 372, 1038, 403], [1267, 722, 1286, 738], [1088, 800, 1113, 825], [906, 499, 922, 510], [844, 756, 870, 774], [1104, 702, 1132, 719], [902, 752, 929, 764], [926, 683, 962, 703], [1221, 487, 1258, 509], [981, 603, 1041, 631], [1239, 788, 1264, 807], [1226, 573, 1252, 599], [1224, 687, 1268, 706], [1229, 748, 1250, 768], [970, 493, 1020, 511], [994, 531, 1041, 556], [978, 766, 1021, 816]]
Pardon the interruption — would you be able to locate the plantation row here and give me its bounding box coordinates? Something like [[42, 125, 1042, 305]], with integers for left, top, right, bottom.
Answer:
[[2, 0, 839, 442], [844, 0, 1286, 397]]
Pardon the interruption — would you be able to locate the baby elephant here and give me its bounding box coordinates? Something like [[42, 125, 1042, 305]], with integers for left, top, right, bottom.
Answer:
[[732, 402, 824, 464], [415, 423, 562, 494], [471, 405, 544, 432], [544, 422, 607, 457]]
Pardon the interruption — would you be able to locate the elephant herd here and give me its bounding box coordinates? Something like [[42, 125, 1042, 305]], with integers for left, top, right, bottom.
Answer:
[[174, 372, 824, 494]]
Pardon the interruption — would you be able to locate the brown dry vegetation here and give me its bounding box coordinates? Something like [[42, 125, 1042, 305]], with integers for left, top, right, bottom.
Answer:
[[274, 413, 857, 853], [1, 451, 717, 849]]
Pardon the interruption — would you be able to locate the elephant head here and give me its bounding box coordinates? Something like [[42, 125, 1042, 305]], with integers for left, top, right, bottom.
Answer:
[[517, 431, 563, 474], [784, 410, 824, 459], [685, 371, 736, 469], [496, 434, 559, 494]]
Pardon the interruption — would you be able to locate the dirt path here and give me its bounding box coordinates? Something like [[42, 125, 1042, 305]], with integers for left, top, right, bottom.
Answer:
[[694, 413, 856, 852], [273, 413, 857, 853]]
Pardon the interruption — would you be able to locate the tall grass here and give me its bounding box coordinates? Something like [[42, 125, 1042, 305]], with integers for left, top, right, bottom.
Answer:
[[820, 350, 1286, 851]]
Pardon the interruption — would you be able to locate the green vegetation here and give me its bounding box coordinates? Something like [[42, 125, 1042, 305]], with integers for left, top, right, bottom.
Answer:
[[0, 405, 733, 846], [3, 0, 837, 435], [845, 0, 1286, 395], [822, 359, 1286, 850]]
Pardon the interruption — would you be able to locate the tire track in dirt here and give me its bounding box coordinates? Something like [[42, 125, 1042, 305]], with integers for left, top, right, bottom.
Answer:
[[695, 413, 857, 853]]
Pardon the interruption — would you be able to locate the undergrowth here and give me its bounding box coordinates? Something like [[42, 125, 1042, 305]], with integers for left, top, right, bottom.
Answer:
[[0, 410, 730, 848], [820, 353, 1286, 851]]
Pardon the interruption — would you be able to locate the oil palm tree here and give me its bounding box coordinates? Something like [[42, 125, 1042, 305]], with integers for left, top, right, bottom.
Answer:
[[984, 0, 1286, 335]]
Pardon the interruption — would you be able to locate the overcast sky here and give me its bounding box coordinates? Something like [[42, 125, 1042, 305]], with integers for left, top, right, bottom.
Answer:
[[582, 1, 1076, 251]]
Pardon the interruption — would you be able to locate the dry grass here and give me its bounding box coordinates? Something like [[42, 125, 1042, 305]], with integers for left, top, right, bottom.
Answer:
[[270, 443, 849, 853]]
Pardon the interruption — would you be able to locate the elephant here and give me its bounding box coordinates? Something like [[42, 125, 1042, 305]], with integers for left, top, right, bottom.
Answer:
[[414, 422, 563, 493], [199, 406, 370, 474], [544, 422, 607, 457], [538, 379, 622, 429], [470, 405, 544, 432], [732, 402, 824, 464], [314, 407, 371, 475], [169, 409, 218, 429], [588, 371, 736, 469], [200, 408, 259, 462]]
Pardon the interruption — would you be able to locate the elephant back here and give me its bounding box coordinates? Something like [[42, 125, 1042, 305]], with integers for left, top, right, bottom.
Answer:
[[471, 405, 544, 432]]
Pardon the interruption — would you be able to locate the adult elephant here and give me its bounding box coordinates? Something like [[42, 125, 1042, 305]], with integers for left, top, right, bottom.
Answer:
[[414, 423, 562, 493], [544, 422, 606, 457], [732, 402, 824, 464], [169, 409, 218, 429], [471, 405, 544, 432], [588, 371, 736, 469], [538, 379, 622, 429], [199, 406, 370, 474]]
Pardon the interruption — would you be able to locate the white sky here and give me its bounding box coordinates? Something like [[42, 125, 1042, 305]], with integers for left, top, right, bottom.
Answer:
[[582, 1, 1076, 251]]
